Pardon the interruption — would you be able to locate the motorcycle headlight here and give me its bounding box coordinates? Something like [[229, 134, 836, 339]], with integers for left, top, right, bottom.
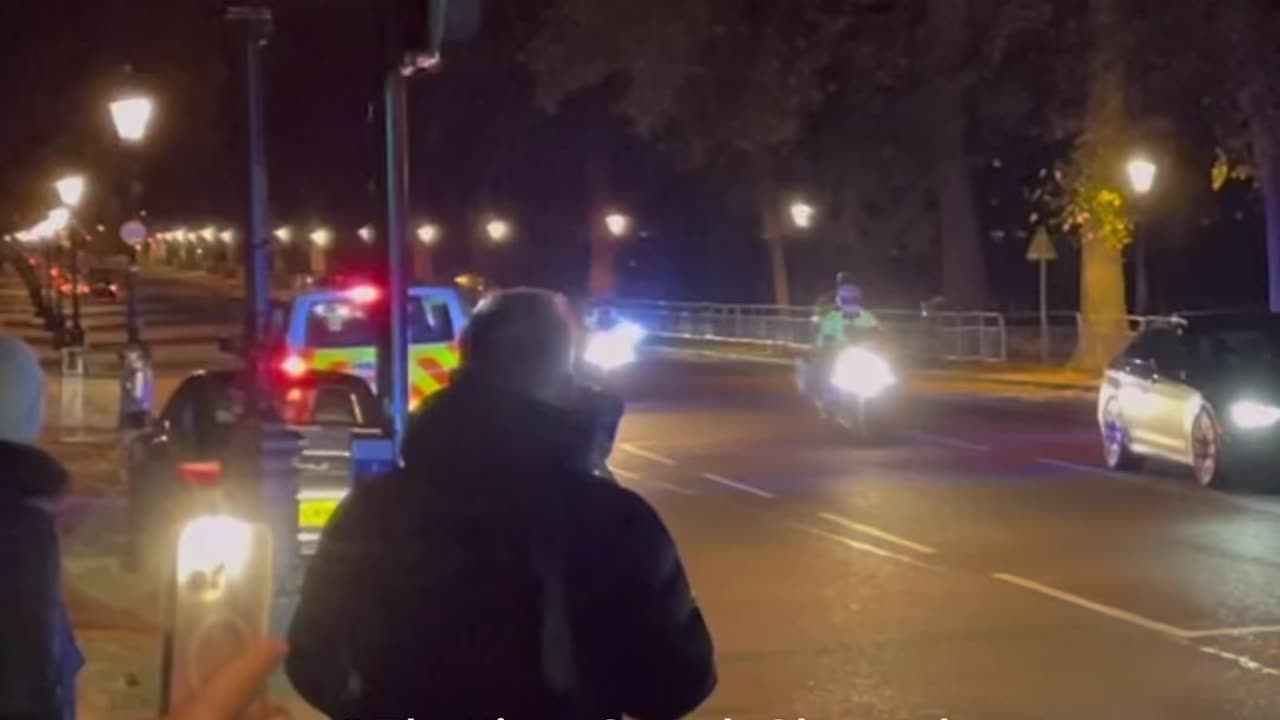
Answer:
[[584, 322, 645, 372], [831, 346, 896, 398], [1229, 400, 1280, 430]]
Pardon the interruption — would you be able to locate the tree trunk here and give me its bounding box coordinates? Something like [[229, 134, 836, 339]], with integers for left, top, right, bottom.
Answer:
[[933, 80, 987, 310], [761, 201, 790, 306], [1243, 88, 1280, 312], [1070, 0, 1131, 369], [588, 232, 620, 299]]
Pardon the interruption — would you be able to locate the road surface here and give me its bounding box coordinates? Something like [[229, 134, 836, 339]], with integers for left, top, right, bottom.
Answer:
[[609, 357, 1280, 719], [21, 274, 1279, 717]]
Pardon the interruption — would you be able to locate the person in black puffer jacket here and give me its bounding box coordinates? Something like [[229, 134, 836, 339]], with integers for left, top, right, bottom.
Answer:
[[0, 336, 83, 720], [287, 289, 716, 720]]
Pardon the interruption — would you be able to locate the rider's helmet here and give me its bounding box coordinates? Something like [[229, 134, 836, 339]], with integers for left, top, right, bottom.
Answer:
[[835, 272, 863, 313]]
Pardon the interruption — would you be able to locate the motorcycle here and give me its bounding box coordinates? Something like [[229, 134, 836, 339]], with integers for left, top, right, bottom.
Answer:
[[581, 319, 645, 376], [798, 339, 900, 443]]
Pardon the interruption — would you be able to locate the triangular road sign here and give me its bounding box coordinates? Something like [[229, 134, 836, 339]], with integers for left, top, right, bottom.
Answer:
[[1026, 227, 1058, 262]]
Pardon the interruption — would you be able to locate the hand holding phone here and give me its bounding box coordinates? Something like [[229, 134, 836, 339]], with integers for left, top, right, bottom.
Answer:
[[167, 516, 275, 719]]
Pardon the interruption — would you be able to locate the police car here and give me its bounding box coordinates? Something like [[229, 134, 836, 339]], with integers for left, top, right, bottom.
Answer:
[[269, 282, 469, 407]]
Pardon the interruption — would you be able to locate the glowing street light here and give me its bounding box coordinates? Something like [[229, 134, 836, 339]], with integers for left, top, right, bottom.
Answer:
[[54, 175, 86, 207], [219, 229, 236, 244], [357, 224, 376, 242], [310, 227, 332, 248], [604, 212, 631, 238], [485, 218, 512, 244], [789, 200, 816, 229], [1126, 157, 1157, 195], [274, 226, 293, 243], [200, 226, 217, 242], [109, 95, 155, 144], [416, 223, 440, 245], [46, 207, 71, 234]]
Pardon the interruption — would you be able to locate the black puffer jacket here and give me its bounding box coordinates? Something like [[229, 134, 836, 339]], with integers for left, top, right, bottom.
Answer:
[[287, 377, 716, 720], [0, 441, 72, 720]]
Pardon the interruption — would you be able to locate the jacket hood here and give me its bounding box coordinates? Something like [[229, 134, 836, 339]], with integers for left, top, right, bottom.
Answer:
[[401, 374, 594, 512], [0, 441, 69, 500]]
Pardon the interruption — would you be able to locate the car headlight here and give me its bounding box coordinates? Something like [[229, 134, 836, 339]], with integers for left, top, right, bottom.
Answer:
[[830, 346, 896, 398], [1229, 400, 1280, 430]]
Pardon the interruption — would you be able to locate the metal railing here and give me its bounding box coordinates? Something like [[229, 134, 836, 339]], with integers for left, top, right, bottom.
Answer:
[[603, 299, 1173, 366], [601, 300, 1012, 363]]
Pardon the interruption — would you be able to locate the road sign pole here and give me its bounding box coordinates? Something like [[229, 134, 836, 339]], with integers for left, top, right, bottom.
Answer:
[[1039, 258, 1049, 364], [1026, 227, 1058, 366]]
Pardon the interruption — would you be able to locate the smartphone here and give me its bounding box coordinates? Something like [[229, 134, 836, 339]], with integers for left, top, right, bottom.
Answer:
[[165, 515, 274, 716]]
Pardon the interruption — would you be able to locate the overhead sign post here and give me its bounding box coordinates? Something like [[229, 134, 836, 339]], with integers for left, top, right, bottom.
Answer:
[[1026, 227, 1059, 364]]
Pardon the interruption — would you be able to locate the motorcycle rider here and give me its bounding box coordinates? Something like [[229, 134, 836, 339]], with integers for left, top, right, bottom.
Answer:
[[804, 274, 879, 397], [817, 273, 879, 345]]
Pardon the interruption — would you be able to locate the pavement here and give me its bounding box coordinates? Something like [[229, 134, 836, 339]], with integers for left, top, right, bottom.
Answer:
[[23, 267, 1280, 718]]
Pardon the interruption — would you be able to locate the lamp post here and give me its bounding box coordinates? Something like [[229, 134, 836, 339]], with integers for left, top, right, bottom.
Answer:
[[1126, 156, 1157, 315], [590, 210, 632, 298], [55, 175, 86, 347], [109, 90, 155, 429]]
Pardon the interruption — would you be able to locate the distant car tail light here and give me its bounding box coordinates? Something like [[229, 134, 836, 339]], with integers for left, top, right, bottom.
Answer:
[[177, 460, 223, 486], [280, 354, 308, 379], [344, 284, 381, 304]]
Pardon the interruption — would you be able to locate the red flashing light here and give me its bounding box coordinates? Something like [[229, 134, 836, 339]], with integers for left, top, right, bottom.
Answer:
[[280, 354, 308, 379], [177, 460, 223, 486], [344, 284, 381, 304]]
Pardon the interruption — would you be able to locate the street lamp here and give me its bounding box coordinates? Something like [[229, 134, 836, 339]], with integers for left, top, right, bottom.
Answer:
[[55, 175, 86, 208], [274, 226, 293, 243], [1126, 155, 1158, 315], [485, 218, 511, 244], [416, 223, 440, 246], [309, 227, 332, 248], [789, 200, 816, 229], [604, 212, 631, 238], [108, 96, 155, 144], [219, 229, 235, 244], [110, 91, 155, 430], [1127, 157, 1157, 196], [357, 224, 376, 243], [200, 225, 217, 242]]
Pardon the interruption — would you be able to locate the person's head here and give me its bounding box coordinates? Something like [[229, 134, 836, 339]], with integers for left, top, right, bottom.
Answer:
[[460, 288, 578, 406], [0, 335, 45, 445], [836, 281, 863, 313]]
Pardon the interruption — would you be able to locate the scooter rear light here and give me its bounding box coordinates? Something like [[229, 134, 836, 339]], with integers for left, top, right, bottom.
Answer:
[[177, 461, 223, 486]]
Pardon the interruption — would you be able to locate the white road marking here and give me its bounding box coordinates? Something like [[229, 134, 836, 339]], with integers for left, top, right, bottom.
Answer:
[[612, 468, 701, 496], [817, 512, 938, 555], [992, 572, 1188, 637], [800, 525, 932, 568], [912, 432, 990, 452], [1182, 625, 1280, 639], [1196, 645, 1280, 676], [620, 444, 677, 466], [700, 473, 776, 499]]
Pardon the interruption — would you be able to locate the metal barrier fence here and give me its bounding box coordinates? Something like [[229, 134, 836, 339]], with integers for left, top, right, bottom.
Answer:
[[603, 300, 1170, 365]]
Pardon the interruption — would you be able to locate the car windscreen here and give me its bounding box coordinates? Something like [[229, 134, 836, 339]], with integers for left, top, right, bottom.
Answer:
[[303, 296, 454, 348], [207, 376, 381, 428], [1192, 327, 1280, 370], [276, 384, 380, 427]]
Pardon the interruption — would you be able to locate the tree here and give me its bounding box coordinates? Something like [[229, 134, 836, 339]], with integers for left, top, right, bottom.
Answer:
[[529, 0, 1064, 308], [528, 0, 863, 305]]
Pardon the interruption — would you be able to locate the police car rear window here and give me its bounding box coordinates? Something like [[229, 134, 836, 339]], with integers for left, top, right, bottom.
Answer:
[[304, 298, 454, 348]]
